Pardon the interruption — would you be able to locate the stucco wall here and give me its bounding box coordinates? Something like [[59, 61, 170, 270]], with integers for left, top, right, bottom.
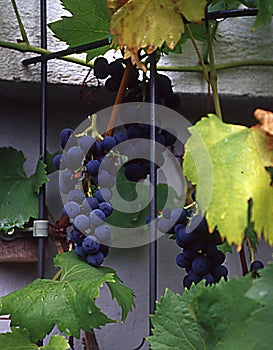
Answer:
[[0, 1, 273, 95]]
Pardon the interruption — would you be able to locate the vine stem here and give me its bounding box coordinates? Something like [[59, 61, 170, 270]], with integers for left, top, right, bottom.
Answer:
[[185, 23, 209, 82], [206, 20, 222, 119], [52, 268, 62, 281], [10, 0, 29, 44], [104, 60, 133, 136], [1, 41, 273, 73], [239, 241, 249, 276]]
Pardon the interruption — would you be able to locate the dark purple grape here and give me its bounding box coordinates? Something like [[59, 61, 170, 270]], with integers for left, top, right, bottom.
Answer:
[[89, 209, 106, 226], [102, 136, 116, 151], [114, 132, 128, 144], [204, 273, 215, 286], [183, 274, 192, 289], [94, 188, 112, 202], [127, 124, 145, 139], [86, 159, 101, 176], [82, 236, 101, 254], [70, 228, 84, 245], [124, 163, 145, 182], [60, 128, 74, 149], [99, 202, 113, 217], [86, 251, 104, 267], [250, 260, 264, 271], [94, 57, 109, 79], [53, 153, 62, 169], [176, 253, 191, 269], [213, 265, 228, 282], [75, 245, 86, 258], [192, 255, 212, 276]]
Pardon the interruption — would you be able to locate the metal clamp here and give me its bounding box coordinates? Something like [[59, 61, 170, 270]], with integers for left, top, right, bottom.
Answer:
[[33, 220, 48, 238]]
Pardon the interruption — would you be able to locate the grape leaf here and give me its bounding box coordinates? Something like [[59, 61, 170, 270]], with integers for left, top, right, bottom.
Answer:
[[183, 114, 273, 246], [48, 0, 111, 62], [0, 327, 69, 350], [0, 251, 134, 342], [252, 0, 273, 30], [0, 147, 48, 232], [148, 270, 273, 350], [108, 0, 207, 67]]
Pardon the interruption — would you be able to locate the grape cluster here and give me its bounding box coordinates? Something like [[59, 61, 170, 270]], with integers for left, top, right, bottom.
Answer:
[[54, 127, 117, 267], [93, 57, 179, 109], [157, 208, 228, 289]]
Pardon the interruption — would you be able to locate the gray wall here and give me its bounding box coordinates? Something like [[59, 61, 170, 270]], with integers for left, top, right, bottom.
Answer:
[[0, 81, 272, 349]]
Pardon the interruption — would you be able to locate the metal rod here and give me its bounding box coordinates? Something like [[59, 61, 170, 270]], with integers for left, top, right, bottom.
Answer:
[[149, 51, 157, 339], [205, 8, 258, 20], [22, 38, 110, 66], [37, 0, 47, 281]]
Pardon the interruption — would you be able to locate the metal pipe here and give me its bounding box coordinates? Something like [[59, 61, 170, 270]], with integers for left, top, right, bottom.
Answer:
[[37, 0, 47, 280], [149, 52, 157, 339], [22, 38, 110, 66]]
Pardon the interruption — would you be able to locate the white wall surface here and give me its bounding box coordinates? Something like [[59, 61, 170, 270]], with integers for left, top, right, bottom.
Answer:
[[0, 0, 273, 95]]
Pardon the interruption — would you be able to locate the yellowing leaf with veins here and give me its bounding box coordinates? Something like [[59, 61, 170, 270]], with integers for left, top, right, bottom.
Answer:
[[183, 114, 273, 247], [108, 0, 207, 67]]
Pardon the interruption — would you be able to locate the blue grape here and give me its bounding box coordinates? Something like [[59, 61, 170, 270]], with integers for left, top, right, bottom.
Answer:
[[156, 133, 166, 145], [250, 260, 264, 271], [82, 236, 100, 254], [60, 128, 74, 149], [70, 228, 84, 245], [66, 146, 84, 169], [188, 270, 202, 284], [161, 128, 177, 146], [157, 219, 171, 233], [98, 170, 115, 188], [73, 214, 90, 233], [91, 141, 104, 157], [99, 202, 113, 217], [114, 132, 128, 144], [79, 135, 95, 152], [210, 249, 225, 266], [94, 57, 109, 79], [82, 196, 99, 213], [127, 124, 145, 139], [64, 201, 81, 219], [95, 224, 112, 245], [102, 136, 116, 151], [67, 189, 85, 203], [89, 209, 106, 226], [213, 265, 228, 282], [183, 275, 192, 289], [53, 153, 62, 169], [176, 226, 196, 248], [176, 253, 191, 269], [192, 255, 212, 276], [86, 251, 104, 267], [204, 273, 215, 286], [94, 188, 112, 202], [124, 163, 145, 182], [170, 208, 187, 225], [86, 159, 101, 176], [75, 245, 86, 258]]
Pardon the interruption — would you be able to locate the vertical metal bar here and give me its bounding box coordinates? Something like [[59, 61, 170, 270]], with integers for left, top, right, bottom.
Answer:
[[38, 0, 47, 280], [149, 52, 157, 338]]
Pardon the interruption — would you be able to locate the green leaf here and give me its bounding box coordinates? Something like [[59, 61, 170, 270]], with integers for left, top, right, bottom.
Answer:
[[0, 327, 69, 350], [148, 272, 271, 350], [107, 274, 135, 322], [48, 0, 111, 62], [0, 147, 48, 232], [183, 114, 273, 246], [0, 251, 134, 342], [109, 0, 207, 62], [252, 0, 273, 30]]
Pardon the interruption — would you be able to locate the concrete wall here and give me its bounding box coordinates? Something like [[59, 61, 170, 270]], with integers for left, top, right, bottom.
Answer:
[[0, 0, 273, 95]]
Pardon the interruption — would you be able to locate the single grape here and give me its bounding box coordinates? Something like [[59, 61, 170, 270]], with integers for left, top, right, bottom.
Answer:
[[188, 270, 202, 284], [156, 74, 173, 97], [204, 273, 215, 286], [105, 77, 120, 92], [192, 255, 212, 276], [86, 251, 104, 267], [161, 128, 177, 146], [73, 214, 90, 233], [67, 189, 85, 203], [90, 141, 104, 157], [250, 260, 264, 271], [60, 128, 74, 149], [127, 124, 145, 139], [176, 252, 191, 269], [156, 133, 166, 145], [124, 163, 145, 182], [183, 274, 192, 289], [75, 245, 86, 258], [114, 132, 128, 144], [157, 218, 171, 233], [66, 146, 84, 169], [210, 249, 225, 266], [99, 202, 113, 217], [102, 135, 116, 151], [213, 265, 228, 282], [176, 226, 196, 248], [98, 170, 115, 188], [79, 135, 95, 152], [82, 236, 101, 254], [86, 159, 101, 176], [94, 188, 112, 202], [109, 61, 124, 79], [170, 208, 187, 225], [89, 209, 106, 226], [174, 223, 186, 234], [82, 196, 99, 213], [69, 228, 84, 245], [94, 57, 109, 79], [53, 153, 62, 169], [64, 201, 81, 219], [95, 224, 112, 245]]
